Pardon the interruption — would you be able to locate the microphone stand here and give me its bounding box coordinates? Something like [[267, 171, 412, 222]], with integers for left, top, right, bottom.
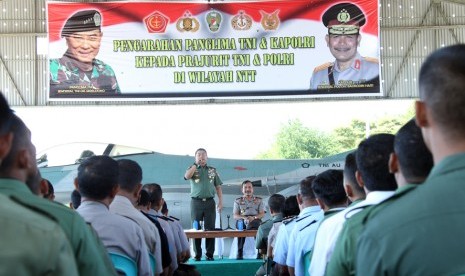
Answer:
[[225, 214, 233, 230]]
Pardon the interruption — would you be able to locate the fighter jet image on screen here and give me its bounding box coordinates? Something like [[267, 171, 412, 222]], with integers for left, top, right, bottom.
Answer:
[[38, 142, 348, 229]]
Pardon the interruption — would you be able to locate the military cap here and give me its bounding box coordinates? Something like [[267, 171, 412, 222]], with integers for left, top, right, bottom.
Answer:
[[322, 3, 366, 35], [61, 10, 102, 37]]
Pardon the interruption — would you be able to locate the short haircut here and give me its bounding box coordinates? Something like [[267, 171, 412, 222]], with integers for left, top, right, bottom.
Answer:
[[0, 92, 13, 135], [356, 134, 397, 191], [419, 44, 465, 138], [143, 183, 163, 205], [161, 201, 168, 215], [71, 189, 82, 209], [77, 155, 118, 200], [242, 180, 252, 187], [283, 195, 300, 217], [117, 159, 142, 192], [195, 148, 207, 155], [312, 169, 345, 207], [395, 119, 433, 183], [344, 152, 364, 194], [138, 189, 151, 207], [0, 115, 30, 171], [299, 175, 317, 200], [43, 179, 54, 198], [268, 193, 285, 214]]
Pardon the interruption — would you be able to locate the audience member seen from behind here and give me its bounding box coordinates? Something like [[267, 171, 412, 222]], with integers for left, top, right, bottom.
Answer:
[[255, 193, 285, 276], [70, 189, 82, 209], [110, 159, 163, 276], [325, 134, 397, 276], [136, 189, 172, 274], [310, 152, 365, 276], [160, 200, 191, 263], [311, 169, 347, 220], [75, 155, 152, 276], [0, 92, 78, 276], [144, 183, 180, 274], [272, 195, 301, 275], [339, 119, 433, 275], [43, 179, 55, 201], [184, 148, 223, 261], [355, 53, 462, 275], [233, 180, 265, 259], [287, 176, 324, 276], [0, 114, 117, 276]]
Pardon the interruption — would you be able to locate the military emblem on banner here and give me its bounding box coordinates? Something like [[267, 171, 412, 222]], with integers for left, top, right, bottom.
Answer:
[[176, 11, 200, 32], [260, 10, 280, 31], [231, 10, 253, 31], [144, 11, 169, 33], [206, 10, 222, 32]]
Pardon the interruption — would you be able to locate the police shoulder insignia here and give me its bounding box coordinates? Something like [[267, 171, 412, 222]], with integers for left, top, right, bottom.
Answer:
[[283, 216, 296, 225], [313, 62, 332, 73], [364, 56, 379, 64]]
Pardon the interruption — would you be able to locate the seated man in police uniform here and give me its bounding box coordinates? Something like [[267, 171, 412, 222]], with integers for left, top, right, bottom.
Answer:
[[310, 3, 379, 90], [233, 180, 265, 259], [50, 9, 120, 96]]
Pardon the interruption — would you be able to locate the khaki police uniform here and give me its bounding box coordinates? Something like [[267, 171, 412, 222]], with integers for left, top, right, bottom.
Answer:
[[233, 196, 264, 258]]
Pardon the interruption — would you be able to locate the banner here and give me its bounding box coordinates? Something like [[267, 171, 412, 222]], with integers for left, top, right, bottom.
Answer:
[[47, 0, 380, 100]]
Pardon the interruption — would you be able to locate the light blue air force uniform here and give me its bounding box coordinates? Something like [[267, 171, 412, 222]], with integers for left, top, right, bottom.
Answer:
[[310, 53, 379, 90]]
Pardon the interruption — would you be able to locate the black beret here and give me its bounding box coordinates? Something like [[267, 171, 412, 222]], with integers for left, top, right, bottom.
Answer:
[[322, 3, 366, 34], [61, 10, 102, 37]]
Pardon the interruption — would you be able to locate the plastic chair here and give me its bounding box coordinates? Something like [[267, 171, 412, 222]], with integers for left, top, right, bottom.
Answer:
[[303, 250, 312, 276], [109, 252, 137, 276], [149, 252, 156, 275]]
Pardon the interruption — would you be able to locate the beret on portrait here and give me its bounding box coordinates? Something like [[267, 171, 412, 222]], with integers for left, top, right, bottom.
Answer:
[[61, 10, 102, 37]]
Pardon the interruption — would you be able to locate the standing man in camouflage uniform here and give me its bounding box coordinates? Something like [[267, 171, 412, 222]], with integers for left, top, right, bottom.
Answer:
[[50, 9, 120, 96], [184, 148, 223, 261], [310, 3, 379, 90], [233, 180, 265, 259]]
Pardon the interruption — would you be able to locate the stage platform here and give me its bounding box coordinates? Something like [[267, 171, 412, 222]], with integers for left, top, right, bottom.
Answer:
[[186, 257, 263, 276]]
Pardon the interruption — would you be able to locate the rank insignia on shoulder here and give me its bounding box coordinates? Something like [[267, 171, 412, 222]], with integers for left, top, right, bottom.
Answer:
[[313, 62, 333, 73]]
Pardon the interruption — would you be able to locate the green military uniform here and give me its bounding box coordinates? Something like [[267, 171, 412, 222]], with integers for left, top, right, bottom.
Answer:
[[234, 195, 264, 258], [327, 185, 417, 276], [0, 178, 117, 276], [0, 194, 78, 276], [188, 164, 222, 259], [256, 213, 283, 250], [355, 172, 462, 276]]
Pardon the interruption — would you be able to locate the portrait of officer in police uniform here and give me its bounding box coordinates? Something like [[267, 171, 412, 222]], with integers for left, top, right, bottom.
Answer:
[[310, 3, 379, 91], [50, 9, 120, 96]]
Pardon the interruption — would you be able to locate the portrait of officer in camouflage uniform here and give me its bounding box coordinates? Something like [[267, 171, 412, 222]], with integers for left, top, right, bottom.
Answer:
[[50, 9, 120, 96], [310, 3, 379, 90], [233, 180, 265, 259]]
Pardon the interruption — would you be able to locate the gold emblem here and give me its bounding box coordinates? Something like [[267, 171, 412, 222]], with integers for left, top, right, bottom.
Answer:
[[231, 10, 253, 31], [260, 10, 280, 31], [176, 11, 200, 32], [337, 9, 351, 23]]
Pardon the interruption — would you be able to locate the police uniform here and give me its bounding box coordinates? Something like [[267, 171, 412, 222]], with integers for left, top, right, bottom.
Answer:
[[187, 164, 223, 260], [49, 10, 120, 96], [310, 3, 379, 90], [233, 195, 264, 258]]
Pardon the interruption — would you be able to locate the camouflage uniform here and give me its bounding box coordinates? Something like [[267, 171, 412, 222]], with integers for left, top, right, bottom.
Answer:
[[50, 55, 120, 96]]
